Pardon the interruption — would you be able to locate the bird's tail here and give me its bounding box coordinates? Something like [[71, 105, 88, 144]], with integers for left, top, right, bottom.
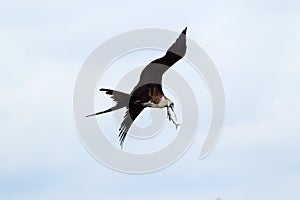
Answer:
[[86, 88, 130, 117]]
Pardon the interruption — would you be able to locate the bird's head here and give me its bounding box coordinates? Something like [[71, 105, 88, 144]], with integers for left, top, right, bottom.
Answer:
[[167, 99, 175, 111]]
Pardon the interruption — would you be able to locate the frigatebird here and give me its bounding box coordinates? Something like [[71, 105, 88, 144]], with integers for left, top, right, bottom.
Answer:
[[87, 27, 187, 148]]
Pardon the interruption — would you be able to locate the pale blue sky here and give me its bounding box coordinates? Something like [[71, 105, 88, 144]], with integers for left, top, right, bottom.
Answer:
[[1, 0, 300, 199]]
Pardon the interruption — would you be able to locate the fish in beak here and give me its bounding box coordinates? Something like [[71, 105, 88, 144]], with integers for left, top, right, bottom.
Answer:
[[167, 103, 180, 129]]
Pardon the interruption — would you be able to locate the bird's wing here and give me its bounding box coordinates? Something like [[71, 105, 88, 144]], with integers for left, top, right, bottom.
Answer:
[[137, 27, 187, 87], [118, 103, 145, 148]]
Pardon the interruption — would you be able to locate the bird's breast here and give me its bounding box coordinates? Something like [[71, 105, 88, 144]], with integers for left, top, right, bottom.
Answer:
[[142, 96, 168, 108]]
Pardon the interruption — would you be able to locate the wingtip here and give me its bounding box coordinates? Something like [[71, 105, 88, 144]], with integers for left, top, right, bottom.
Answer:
[[182, 27, 187, 35]]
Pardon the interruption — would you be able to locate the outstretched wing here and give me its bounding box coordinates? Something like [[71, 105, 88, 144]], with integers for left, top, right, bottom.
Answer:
[[119, 103, 145, 148], [136, 27, 187, 88]]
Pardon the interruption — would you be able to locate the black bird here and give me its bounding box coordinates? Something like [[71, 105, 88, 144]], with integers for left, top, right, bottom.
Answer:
[[87, 27, 187, 148]]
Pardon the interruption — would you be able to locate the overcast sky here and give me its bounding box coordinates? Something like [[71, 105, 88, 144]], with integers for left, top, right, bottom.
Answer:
[[1, 0, 300, 199]]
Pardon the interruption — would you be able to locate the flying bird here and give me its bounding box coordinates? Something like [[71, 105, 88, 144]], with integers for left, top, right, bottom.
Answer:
[[87, 27, 187, 148]]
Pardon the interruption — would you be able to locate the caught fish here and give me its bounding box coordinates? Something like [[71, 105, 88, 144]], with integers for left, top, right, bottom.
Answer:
[[167, 106, 180, 129]]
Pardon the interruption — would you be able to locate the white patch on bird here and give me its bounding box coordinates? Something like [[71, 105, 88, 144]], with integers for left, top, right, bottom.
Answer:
[[142, 96, 169, 108]]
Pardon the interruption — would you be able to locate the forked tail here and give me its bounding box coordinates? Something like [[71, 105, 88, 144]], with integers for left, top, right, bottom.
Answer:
[[86, 88, 130, 117]]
